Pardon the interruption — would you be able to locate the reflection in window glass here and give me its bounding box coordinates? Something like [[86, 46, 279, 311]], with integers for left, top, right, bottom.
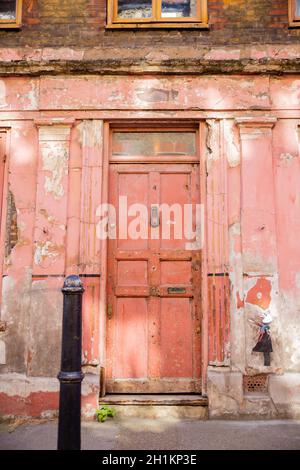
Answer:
[[112, 132, 196, 156], [117, 0, 152, 19], [161, 0, 197, 18], [0, 0, 16, 20], [297, 0, 300, 17]]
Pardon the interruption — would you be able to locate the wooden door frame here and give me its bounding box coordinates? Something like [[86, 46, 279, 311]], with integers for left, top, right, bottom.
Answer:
[[100, 120, 209, 396], [0, 128, 11, 309]]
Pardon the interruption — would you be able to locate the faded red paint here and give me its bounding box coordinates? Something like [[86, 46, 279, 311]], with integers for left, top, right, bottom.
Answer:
[[0, 391, 59, 417], [208, 275, 230, 365], [106, 162, 201, 393], [245, 278, 272, 310], [0, 71, 299, 418]]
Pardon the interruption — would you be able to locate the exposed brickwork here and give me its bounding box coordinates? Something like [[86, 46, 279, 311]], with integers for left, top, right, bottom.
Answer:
[[0, 0, 299, 49], [5, 190, 18, 259]]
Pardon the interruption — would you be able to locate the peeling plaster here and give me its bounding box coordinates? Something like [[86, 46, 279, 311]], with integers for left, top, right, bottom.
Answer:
[[228, 222, 246, 373], [0, 373, 59, 396], [0, 80, 7, 108], [77, 120, 103, 148], [5, 189, 19, 259], [229, 222, 243, 310], [206, 119, 220, 173], [34, 241, 60, 266], [39, 209, 66, 231], [41, 143, 68, 199], [224, 120, 240, 167], [25, 83, 38, 109], [279, 292, 300, 372], [136, 88, 179, 103], [0, 340, 6, 364]]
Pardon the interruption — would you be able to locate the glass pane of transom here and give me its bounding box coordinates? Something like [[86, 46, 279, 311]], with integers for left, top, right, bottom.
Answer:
[[117, 0, 152, 19], [112, 132, 196, 156], [0, 0, 16, 20], [297, 0, 300, 17], [161, 0, 197, 18]]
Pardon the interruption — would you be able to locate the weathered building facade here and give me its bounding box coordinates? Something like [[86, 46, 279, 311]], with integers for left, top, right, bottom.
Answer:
[[0, 0, 300, 420]]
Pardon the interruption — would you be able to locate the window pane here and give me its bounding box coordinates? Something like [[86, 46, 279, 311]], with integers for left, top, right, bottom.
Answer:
[[117, 1, 152, 19], [0, 0, 16, 20], [161, 0, 197, 18], [296, 0, 300, 17], [112, 132, 196, 156]]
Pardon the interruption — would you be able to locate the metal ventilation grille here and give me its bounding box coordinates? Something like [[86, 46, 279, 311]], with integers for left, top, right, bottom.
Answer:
[[243, 374, 268, 393]]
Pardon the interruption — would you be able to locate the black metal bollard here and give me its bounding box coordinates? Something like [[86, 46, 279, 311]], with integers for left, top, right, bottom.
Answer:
[[57, 275, 85, 450]]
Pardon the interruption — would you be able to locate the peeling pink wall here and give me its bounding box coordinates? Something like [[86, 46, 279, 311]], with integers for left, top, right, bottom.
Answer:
[[0, 74, 300, 416]]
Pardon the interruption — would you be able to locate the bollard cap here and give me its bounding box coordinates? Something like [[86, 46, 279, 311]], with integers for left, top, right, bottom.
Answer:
[[62, 275, 85, 294]]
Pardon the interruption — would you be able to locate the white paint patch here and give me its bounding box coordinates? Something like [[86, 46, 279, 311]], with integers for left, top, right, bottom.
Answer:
[[279, 291, 300, 372], [0, 373, 59, 397], [229, 222, 243, 306], [26, 81, 39, 109], [0, 340, 6, 364], [0, 80, 7, 109], [34, 241, 59, 265], [206, 119, 220, 173], [77, 120, 103, 148], [224, 120, 240, 167], [41, 143, 68, 199]]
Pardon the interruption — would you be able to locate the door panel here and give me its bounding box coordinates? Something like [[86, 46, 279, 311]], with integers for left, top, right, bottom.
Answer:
[[160, 297, 193, 378], [106, 163, 201, 393], [114, 297, 148, 379]]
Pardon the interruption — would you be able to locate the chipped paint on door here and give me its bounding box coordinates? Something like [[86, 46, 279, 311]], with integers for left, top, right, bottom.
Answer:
[[106, 160, 202, 393]]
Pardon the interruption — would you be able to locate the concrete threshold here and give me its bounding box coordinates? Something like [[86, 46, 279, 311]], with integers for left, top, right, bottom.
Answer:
[[100, 394, 208, 419]]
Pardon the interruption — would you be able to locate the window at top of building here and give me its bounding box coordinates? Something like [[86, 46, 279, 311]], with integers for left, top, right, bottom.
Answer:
[[0, 0, 22, 28], [289, 0, 300, 25], [107, 0, 208, 28]]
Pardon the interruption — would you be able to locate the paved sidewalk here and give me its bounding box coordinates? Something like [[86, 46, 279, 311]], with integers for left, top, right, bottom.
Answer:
[[1, 418, 300, 450]]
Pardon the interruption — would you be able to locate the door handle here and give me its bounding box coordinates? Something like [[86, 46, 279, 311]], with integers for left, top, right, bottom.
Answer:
[[150, 204, 160, 228]]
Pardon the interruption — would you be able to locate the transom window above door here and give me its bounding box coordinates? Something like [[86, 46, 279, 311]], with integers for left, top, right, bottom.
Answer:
[[107, 0, 208, 28], [110, 129, 199, 162]]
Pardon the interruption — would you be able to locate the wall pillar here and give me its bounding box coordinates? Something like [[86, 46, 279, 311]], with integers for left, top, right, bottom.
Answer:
[[236, 117, 283, 376], [77, 120, 104, 418]]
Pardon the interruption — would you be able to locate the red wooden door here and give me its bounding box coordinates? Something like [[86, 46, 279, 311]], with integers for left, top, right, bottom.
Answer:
[[106, 162, 201, 393]]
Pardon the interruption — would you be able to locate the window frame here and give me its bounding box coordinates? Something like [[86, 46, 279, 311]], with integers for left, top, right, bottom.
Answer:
[[289, 0, 300, 26], [106, 0, 208, 29], [0, 0, 22, 28]]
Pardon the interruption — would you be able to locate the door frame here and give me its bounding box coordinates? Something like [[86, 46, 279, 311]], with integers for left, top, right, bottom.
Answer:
[[0, 128, 10, 309], [99, 120, 209, 396]]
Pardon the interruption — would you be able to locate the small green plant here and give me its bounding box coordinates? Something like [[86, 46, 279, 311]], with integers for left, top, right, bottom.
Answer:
[[96, 405, 116, 423]]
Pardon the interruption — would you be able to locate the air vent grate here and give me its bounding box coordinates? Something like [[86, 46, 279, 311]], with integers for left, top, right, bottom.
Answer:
[[243, 374, 268, 393]]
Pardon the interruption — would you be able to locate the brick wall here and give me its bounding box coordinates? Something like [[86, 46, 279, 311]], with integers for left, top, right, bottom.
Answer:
[[0, 0, 299, 49]]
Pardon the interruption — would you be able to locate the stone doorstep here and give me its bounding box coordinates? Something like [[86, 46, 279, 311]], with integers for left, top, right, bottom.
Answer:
[[99, 395, 208, 419]]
